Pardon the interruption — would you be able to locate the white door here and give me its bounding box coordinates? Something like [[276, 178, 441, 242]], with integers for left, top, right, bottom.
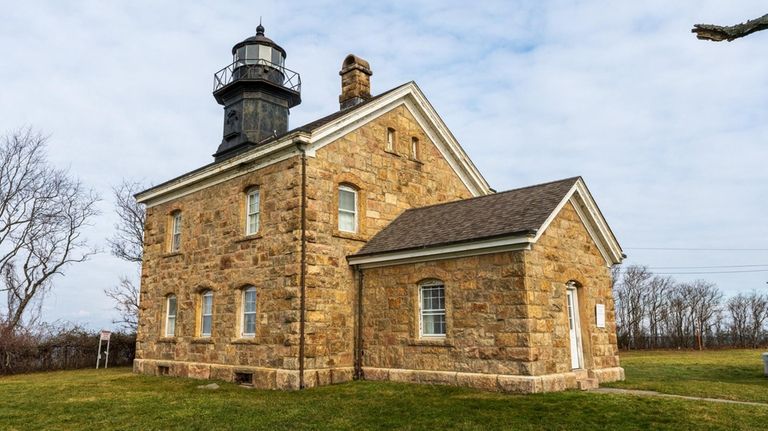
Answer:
[[566, 288, 583, 369]]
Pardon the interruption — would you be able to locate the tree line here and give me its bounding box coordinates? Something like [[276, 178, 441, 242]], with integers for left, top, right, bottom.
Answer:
[[613, 265, 768, 350]]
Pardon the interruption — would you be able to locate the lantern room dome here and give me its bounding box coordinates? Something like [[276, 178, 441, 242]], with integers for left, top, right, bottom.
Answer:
[[230, 24, 287, 66]]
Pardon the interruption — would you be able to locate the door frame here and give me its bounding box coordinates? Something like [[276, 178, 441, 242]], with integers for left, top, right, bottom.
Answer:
[[566, 283, 585, 370]]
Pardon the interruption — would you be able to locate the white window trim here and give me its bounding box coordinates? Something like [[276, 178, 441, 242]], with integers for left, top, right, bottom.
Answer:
[[241, 287, 257, 338], [386, 128, 395, 152], [201, 291, 213, 337], [419, 281, 446, 338], [246, 188, 260, 235], [170, 212, 182, 252], [411, 137, 419, 160], [165, 295, 177, 337], [338, 185, 358, 233]]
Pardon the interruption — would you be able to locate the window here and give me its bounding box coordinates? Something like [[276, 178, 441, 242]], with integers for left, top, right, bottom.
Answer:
[[420, 282, 446, 337], [338, 185, 357, 233], [241, 286, 257, 337], [165, 295, 177, 337], [386, 128, 396, 152], [200, 290, 213, 337], [411, 137, 419, 160], [246, 188, 260, 235], [170, 211, 182, 252]]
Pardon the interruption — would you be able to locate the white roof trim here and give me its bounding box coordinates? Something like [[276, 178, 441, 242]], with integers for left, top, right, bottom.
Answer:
[[347, 235, 533, 269], [136, 82, 491, 207], [531, 178, 624, 266]]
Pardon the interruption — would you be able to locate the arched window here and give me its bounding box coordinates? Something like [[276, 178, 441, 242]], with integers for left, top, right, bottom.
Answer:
[[241, 286, 257, 337], [169, 211, 182, 252], [245, 188, 260, 235], [411, 137, 419, 160], [386, 127, 396, 152], [165, 295, 177, 337], [200, 290, 213, 337], [419, 281, 446, 337], [338, 185, 358, 233]]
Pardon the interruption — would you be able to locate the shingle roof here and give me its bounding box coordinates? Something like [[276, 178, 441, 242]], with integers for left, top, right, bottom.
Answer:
[[352, 177, 580, 257]]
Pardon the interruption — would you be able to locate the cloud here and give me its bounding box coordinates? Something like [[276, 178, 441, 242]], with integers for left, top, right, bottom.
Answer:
[[1, 1, 767, 327]]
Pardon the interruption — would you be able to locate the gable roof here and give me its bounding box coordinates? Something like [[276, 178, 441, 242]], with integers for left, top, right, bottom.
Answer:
[[348, 177, 624, 268], [355, 177, 579, 256], [135, 82, 491, 206]]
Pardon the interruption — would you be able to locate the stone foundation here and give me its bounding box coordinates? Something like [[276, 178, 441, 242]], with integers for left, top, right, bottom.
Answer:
[[363, 366, 625, 393], [133, 359, 354, 390]]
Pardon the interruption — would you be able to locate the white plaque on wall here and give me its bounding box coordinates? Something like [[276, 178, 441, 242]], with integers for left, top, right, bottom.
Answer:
[[595, 304, 606, 328]]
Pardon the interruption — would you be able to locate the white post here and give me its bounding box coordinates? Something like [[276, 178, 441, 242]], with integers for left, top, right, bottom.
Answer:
[[105, 337, 111, 369], [96, 339, 102, 369], [763, 353, 768, 376]]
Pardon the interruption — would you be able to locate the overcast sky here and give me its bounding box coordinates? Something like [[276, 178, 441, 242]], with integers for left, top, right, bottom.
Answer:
[[2, 1, 767, 330]]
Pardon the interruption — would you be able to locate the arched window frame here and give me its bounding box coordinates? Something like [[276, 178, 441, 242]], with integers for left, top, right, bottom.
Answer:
[[419, 280, 446, 338], [200, 290, 213, 337], [168, 210, 182, 252], [245, 187, 260, 236], [338, 185, 358, 233], [241, 286, 257, 338], [165, 294, 177, 337]]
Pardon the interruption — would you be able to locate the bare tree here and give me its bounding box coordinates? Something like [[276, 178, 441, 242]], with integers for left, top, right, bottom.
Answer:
[[0, 128, 99, 333], [693, 13, 768, 42], [644, 275, 674, 348], [727, 294, 750, 347], [104, 180, 146, 332]]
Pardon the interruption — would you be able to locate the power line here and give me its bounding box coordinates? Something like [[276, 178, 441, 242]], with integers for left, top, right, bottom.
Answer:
[[617, 269, 768, 275], [645, 264, 768, 270], [626, 247, 768, 251]]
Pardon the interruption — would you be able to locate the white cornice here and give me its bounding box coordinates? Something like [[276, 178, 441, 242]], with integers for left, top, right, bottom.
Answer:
[[136, 82, 492, 207], [347, 235, 533, 269]]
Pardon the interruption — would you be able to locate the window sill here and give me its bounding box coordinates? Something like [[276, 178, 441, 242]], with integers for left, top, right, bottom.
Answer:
[[234, 234, 263, 244], [191, 338, 213, 344], [409, 158, 423, 165], [231, 338, 259, 345], [162, 252, 183, 259], [408, 337, 453, 347], [384, 150, 400, 157], [157, 337, 177, 343], [332, 230, 367, 242]]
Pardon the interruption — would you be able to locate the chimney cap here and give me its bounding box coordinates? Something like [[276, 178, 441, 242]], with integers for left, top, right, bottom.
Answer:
[[340, 54, 372, 76]]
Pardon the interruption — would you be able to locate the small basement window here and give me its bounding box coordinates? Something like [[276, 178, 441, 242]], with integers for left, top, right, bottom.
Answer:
[[158, 366, 170, 376], [235, 372, 253, 386]]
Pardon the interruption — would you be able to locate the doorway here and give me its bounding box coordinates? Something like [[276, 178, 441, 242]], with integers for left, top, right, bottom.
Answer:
[[566, 286, 584, 369]]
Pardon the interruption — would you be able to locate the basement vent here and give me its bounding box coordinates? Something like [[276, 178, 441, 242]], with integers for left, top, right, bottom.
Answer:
[[234, 372, 253, 386], [157, 366, 170, 376]]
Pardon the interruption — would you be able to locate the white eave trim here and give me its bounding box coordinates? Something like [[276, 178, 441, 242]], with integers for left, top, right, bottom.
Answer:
[[531, 178, 624, 266], [347, 235, 533, 269], [136, 82, 492, 208]]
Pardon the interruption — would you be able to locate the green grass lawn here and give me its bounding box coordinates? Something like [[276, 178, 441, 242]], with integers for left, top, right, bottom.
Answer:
[[1, 362, 768, 431], [606, 348, 768, 404]]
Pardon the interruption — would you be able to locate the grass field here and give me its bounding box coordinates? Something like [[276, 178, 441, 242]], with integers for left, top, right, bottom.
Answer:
[[605, 348, 768, 403], [1, 350, 767, 430]]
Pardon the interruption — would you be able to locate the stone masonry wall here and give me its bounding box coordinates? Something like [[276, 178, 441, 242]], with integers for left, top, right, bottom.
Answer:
[[303, 104, 474, 371], [360, 252, 532, 377], [136, 157, 303, 386], [523, 201, 622, 381]]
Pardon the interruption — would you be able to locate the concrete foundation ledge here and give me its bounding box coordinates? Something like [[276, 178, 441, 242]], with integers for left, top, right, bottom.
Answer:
[[133, 359, 353, 390], [361, 366, 625, 394], [589, 367, 625, 383]]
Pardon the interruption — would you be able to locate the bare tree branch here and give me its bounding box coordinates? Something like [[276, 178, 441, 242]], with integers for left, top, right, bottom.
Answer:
[[104, 275, 139, 331], [0, 128, 100, 333], [693, 13, 768, 42], [107, 180, 146, 263]]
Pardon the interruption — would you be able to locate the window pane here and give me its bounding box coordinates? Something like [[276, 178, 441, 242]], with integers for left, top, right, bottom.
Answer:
[[339, 212, 355, 232], [166, 316, 175, 337], [203, 293, 212, 314], [248, 213, 259, 234], [244, 313, 256, 335], [168, 296, 177, 316], [244, 289, 256, 313], [202, 315, 212, 336], [248, 191, 259, 213], [422, 313, 446, 336], [259, 45, 271, 62], [339, 189, 356, 211]]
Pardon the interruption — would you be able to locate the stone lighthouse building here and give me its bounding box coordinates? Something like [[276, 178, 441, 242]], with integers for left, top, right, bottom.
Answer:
[[133, 26, 626, 393]]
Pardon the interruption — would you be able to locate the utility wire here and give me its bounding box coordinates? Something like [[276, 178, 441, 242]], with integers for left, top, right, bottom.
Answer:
[[644, 264, 768, 269], [616, 268, 768, 275], [626, 247, 768, 251]]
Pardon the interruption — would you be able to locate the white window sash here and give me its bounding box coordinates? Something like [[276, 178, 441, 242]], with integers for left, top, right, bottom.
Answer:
[[165, 296, 177, 337], [246, 190, 260, 235], [338, 187, 358, 233], [419, 284, 446, 337], [241, 288, 257, 337], [171, 213, 182, 252], [201, 292, 213, 337]]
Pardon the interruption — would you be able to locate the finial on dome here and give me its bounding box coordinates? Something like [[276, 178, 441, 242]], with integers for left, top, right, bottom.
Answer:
[[256, 17, 264, 36]]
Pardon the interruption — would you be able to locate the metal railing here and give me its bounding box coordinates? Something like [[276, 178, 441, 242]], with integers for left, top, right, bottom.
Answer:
[[213, 59, 301, 93]]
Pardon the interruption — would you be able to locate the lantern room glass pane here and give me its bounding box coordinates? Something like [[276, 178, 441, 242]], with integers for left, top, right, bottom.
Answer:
[[259, 45, 271, 62]]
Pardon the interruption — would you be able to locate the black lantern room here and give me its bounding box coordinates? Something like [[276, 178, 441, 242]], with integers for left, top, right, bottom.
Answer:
[[212, 24, 302, 161]]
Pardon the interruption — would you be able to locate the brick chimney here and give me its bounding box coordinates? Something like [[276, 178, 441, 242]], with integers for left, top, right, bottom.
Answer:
[[339, 54, 372, 110]]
